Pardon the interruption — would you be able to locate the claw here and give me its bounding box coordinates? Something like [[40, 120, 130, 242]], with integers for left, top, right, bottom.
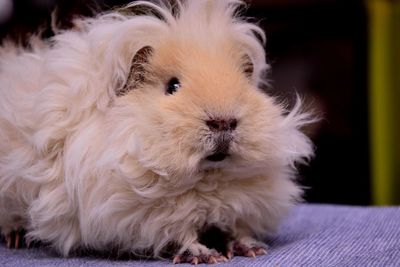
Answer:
[[5, 234, 12, 249], [220, 255, 229, 262], [173, 256, 181, 264], [25, 239, 31, 249], [208, 256, 217, 264], [226, 250, 233, 260], [256, 248, 267, 255], [14, 232, 20, 249], [191, 256, 199, 265], [246, 250, 256, 258]]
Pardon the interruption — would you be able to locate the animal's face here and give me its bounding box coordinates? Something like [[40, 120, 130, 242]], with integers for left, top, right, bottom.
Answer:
[[110, 36, 288, 181]]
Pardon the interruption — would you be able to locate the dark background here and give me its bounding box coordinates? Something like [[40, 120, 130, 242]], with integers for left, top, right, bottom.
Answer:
[[0, 0, 371, 205]]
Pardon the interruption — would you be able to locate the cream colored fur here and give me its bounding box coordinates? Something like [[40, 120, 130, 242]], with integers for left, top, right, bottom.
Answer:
[[0, 0, 314, 260]]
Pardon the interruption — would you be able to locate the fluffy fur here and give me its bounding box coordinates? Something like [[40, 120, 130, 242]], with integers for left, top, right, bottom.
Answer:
[[0, 0, 314, 263]]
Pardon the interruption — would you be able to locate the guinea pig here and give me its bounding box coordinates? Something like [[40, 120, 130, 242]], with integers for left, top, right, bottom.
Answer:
[[0, 0, 314, 264]]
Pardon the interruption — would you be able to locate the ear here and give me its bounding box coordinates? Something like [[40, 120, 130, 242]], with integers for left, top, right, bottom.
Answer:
[[241, 53, 254, 80], [116, 46, 154, 97]]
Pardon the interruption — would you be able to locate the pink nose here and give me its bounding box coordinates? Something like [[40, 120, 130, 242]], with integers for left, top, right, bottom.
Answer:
[[206, 118, 237, 132]]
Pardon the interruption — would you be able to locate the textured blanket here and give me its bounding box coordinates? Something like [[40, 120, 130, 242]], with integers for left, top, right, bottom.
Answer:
[[1, 204, 399, 266]]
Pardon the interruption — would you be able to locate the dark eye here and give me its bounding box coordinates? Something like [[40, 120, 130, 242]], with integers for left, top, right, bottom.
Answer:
[[166, 77, 181, 95]]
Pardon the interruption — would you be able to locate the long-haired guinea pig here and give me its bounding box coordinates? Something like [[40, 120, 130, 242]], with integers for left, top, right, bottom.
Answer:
[[0, 0, 315, 264]]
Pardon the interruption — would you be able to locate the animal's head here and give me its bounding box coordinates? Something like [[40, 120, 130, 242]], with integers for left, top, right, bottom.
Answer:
[[93, 0, 314, 186]]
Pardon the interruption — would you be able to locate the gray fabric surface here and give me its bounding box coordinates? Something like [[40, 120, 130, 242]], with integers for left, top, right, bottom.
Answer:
[[1, 204, 400, 266]]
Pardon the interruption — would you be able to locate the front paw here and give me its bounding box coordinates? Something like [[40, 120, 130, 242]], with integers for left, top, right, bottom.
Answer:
[[227, 237, 267, 259], [2, 229, 26, 249], [172, 243, 228, 265]]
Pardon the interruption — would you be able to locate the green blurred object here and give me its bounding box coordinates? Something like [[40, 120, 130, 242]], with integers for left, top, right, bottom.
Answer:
[[369, 0, 400, 205]]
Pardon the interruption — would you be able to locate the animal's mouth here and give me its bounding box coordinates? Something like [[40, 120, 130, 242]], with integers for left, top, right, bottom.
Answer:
[[205, 133, 232, 162], [206, 152, 229, 162]]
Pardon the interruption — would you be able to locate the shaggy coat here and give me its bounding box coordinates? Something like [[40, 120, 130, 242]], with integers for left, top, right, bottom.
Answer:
[[0, 0, 314, 263]]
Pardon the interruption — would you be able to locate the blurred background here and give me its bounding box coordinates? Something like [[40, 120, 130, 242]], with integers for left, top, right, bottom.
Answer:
[[0, 0, 398, 205]]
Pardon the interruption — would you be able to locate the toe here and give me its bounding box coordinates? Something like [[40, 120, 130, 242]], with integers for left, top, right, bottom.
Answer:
[[218, 255, 229, 263], [226, 249, 233, 259], [14, 232, 20, 249], [232, 240, 268, 258], [255, 247, 267, 255], [245, 249, 256, 258], [208, 255, 217, 264], [5, 234, 13, 249], [191, 256, 199, 265], [173, 255, 181, 264]]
